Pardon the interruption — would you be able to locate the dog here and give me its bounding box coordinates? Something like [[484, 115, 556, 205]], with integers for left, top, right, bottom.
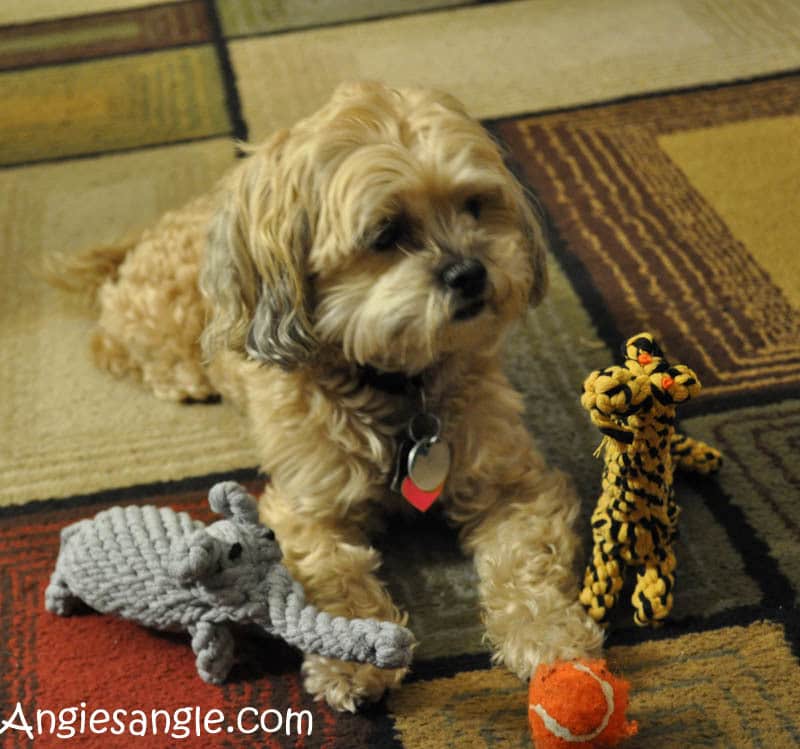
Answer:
[[52, 81, 604, 711]]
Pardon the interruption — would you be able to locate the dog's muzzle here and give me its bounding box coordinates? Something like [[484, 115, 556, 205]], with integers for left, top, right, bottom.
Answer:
[[440, 258, 487, 321]]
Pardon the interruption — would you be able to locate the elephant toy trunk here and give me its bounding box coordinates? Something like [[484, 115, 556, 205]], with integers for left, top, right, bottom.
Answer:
[[263, 567, 414, 669]]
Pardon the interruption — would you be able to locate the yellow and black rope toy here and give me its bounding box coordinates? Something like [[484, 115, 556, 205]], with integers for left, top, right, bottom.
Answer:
[[579, 333, 722, 627]]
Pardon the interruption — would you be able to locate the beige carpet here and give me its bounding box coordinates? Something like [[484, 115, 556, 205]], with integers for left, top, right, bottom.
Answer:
[[232, 0, 800, 138], [1, 140, 256, 506]]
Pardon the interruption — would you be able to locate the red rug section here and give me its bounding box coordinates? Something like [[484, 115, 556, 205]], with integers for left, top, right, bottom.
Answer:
[[35, 605, 232, 747]]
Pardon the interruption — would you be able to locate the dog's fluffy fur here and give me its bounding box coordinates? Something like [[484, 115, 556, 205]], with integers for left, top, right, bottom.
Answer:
[[56, 82, 603, 711]]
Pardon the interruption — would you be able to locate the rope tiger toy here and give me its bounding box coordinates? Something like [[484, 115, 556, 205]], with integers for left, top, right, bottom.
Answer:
[[579, 333, 722, 627]]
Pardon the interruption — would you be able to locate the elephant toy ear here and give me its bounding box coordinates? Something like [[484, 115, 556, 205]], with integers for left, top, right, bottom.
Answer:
[[208, 482, 260, 525], [169, 529, 226, 584]]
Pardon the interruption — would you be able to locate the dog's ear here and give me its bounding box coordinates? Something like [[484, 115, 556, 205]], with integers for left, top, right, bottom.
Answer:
[[200, 131, 316, 369], [511, 182, 549, 307]]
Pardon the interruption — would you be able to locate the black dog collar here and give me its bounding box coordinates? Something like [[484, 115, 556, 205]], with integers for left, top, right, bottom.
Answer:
[[357, 364, 424, 396]]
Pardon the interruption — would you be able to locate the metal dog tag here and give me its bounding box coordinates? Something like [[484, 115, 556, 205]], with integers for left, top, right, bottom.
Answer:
[[408, 439, 450, 491], [392, 413, 451, 512]]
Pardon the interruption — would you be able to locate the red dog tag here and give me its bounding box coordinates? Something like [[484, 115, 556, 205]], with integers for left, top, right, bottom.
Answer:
[[391, 413, 450, 512], [401, 477, 445, 512]]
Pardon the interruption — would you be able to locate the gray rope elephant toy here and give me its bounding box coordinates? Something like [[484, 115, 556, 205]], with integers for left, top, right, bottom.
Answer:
[[45, 482, 415, 683]]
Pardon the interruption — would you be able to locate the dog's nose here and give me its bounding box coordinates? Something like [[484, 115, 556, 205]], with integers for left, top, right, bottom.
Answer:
[[439, 258, 487, 299]]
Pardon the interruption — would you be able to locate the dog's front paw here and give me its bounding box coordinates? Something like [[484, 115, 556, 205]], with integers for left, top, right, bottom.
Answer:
[[302, 655, 407, 713], [488, 599, 606, 681]]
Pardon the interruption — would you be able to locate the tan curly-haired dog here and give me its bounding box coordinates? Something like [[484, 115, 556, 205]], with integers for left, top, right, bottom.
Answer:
[[52, 82, 604, 711]]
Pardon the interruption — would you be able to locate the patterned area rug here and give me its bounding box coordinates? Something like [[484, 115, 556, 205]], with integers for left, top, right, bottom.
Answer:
[[2, 2, 799, 747]]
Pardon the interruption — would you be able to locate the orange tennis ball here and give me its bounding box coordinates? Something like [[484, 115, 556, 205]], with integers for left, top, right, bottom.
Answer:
[[528, 659, 638, 748]]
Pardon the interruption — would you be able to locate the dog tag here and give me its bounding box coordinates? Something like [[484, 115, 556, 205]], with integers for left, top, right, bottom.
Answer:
[[392, 413, 450, 512], [408, 439, 450, 491], [400, 476, 443, 512]]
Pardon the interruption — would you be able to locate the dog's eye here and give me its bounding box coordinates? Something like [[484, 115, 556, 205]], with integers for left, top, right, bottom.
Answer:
[[464, 196, 483, 220], [372, 217, 406, 252]]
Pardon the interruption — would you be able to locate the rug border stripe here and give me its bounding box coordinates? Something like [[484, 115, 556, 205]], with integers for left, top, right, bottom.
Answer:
[[205, 0, 248, 144], [216, 0, 510, 42], [0, 467, 261, 518], [482, 66, 800, 128], [3, 68, 799, 172], [0, 0, 212, 73], [692, 473, 797, 610], [0, 0, 499, 72], [0, 131, 235, 171], [403, 606, 800, 683], [0, 0, 193, 32]]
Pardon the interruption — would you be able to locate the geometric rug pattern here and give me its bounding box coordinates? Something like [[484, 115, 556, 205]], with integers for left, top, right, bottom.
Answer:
[[494, 76, 800, 408]]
